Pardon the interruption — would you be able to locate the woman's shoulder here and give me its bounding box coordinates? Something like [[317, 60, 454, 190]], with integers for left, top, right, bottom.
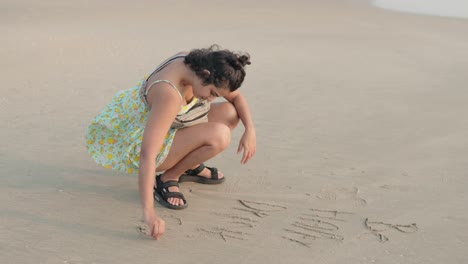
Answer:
[[145, 80, 183, 111], [174, 51, 189, 56]]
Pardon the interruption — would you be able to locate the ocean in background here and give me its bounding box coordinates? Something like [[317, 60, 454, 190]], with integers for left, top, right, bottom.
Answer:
[[373, 0, 468, 19]]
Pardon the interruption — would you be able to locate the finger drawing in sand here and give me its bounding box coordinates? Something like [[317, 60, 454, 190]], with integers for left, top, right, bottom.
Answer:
[[232, 199, 288, 218], [197, 199, 286, 242], [282, 208, 354, 248], [85, 45, 255, 240], [364, 218, 418, 242], [4, 0, 467, 262]]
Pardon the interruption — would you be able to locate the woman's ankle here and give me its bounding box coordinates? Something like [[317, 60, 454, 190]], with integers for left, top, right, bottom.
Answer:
[[160, 171, 181, 182]]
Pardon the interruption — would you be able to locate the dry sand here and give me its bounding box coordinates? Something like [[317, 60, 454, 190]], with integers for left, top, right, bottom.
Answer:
[[1, 0, 468, 263]]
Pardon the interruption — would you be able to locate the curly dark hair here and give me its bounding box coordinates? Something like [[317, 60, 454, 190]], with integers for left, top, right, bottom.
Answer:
[[184, 45, 251, 92]]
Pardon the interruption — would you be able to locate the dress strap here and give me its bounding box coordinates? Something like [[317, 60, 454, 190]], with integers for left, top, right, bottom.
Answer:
[[141, 54, 186, 108], [146, 54, 186, 82], [145, 80, 184, 107]]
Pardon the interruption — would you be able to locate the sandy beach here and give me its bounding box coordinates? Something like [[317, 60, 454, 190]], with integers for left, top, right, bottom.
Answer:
[[1, 0, 468, 263]]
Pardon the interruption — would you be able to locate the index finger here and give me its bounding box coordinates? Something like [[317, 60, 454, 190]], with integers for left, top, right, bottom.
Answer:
[[153, 221, 165, 240], [241, 149, 250, 164]]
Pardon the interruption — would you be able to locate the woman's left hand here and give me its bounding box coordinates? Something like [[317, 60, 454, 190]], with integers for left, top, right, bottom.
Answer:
[[237, 128, 256, 164]]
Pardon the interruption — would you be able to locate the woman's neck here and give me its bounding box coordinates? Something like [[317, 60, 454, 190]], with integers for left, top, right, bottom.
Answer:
[[179, 66, 197, 103], [180, 83, 194, 104]]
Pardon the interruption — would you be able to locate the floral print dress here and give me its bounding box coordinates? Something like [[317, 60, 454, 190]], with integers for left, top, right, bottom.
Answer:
[[85, 55, 199, 175]]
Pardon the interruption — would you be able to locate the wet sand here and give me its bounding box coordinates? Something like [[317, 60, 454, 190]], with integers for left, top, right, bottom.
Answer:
[[1, 0, 468, 263]]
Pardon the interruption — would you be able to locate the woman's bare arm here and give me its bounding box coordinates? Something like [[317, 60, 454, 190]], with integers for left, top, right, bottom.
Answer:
[[138, 82, 181, 238], [223, 90, 254, 130], [223, 90, 256, 163]]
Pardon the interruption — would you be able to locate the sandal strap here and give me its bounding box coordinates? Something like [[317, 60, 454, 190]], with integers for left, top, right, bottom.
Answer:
[[207, 166, 219, 180], [185, 164, 220, 180], [160, 190, 186, 200], [185, 164, 205, 176], [156, 174, 180, 190], [154, 176, 187, 202], [160, 180, 180, 189]]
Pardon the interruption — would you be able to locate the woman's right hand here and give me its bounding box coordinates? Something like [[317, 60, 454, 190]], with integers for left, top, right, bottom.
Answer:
[[143, 209, 165, 240]]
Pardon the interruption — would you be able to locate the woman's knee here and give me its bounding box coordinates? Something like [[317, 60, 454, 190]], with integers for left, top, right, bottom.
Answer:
[[209, 102, 240, 130], [224, 103, 240, 130], [206, 123, 231, 151]]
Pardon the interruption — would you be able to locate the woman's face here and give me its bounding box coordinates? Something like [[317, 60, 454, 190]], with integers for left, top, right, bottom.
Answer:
[[193, 80, 229, 102]]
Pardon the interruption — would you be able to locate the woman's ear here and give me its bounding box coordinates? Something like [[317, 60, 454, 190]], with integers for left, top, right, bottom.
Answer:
[[201, 69, 211, 77]]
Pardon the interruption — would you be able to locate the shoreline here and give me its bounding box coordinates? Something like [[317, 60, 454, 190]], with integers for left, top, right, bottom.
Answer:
[[372, 0, 468, 19]]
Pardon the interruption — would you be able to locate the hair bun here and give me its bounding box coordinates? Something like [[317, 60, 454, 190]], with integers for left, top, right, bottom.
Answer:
[[237, 54, 251, 67]]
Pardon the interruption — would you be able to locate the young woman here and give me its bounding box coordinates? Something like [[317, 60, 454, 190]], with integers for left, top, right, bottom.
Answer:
[[85, 45, 256, 239]]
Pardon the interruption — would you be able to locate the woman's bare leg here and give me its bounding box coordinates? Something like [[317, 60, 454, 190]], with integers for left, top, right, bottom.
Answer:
[[208, 101, 240, 130], [184, 101, 240, 177], [156, 122, 230, 206], [156, 101, 239, 206]]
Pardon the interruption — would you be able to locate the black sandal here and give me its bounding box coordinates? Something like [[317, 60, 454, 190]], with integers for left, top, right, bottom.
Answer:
[[179, 164, 225, 184], [154, 174, 188, 210]]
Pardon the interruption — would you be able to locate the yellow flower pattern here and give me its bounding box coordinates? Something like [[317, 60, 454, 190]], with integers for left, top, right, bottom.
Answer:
[[85, 78, 197, 175]]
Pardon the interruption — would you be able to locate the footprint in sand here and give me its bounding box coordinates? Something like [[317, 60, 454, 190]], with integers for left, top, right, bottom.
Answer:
[[316, 186, 367, 207], [220, 178, 242, 193], [379, 184, 413, 192]]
